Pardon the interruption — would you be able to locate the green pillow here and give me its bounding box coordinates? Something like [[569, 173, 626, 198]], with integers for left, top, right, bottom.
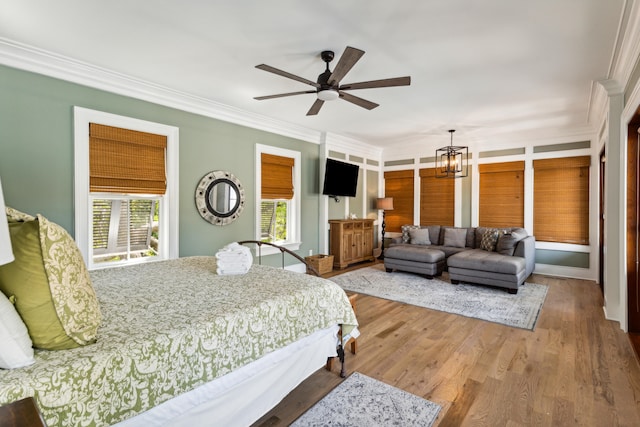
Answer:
[[0, 212, 102, 350]]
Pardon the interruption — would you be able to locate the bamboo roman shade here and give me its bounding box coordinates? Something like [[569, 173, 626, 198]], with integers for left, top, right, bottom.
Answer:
[[478, 161, 524, 228], [261, 153, 294, 199], [419, 168, 454, 226], [533, 156, 590, 244], [89, 123, 167, 195], [383, 169, 414, 232]]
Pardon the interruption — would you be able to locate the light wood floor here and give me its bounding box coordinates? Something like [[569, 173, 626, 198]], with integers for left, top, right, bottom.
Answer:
[[253, 263, 640, 426]]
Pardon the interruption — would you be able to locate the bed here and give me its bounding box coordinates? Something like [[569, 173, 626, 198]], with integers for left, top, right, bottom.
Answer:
[[0, 256, 358, 426]]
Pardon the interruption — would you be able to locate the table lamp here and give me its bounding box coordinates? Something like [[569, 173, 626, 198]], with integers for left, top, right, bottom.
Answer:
[[0, 177, 14, 265], [376, 197, 393, 260]]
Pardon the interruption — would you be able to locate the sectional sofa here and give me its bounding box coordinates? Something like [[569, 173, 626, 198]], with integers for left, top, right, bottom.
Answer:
[[384, 225, 535, 294]]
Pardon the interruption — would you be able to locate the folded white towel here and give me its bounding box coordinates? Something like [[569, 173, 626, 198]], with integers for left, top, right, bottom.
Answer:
[[216, 266, 250, 276], [216, 251, 249, 260], [217, 260, 251, 268], [215, 242, 253, 266]]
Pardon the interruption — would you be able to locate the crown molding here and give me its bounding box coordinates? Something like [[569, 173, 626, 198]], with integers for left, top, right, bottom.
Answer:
[[611, 0, 640, 89], [324, 132, 383, 160], [0, 37, 325, 144]]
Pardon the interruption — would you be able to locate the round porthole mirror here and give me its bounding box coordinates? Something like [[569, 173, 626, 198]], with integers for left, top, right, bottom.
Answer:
[[195, 171, 245, 225]]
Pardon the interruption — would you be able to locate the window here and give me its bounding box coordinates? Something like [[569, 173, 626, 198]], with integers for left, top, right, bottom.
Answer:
[[478, 161, 524, 228], [255, 145, 301, 252], [91, 198, 159, 264], [533, 156, 590, 244], [419, 167, 454, 226], [74, 107, 179, 269], [383, 170, 414, 232]]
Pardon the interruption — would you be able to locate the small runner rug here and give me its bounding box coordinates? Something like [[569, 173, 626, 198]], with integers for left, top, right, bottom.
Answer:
[[291, 372, 441, 427], [330, 264, 548, 330]]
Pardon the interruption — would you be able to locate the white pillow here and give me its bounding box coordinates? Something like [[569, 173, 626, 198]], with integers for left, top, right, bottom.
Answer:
[[0, 291, 35, 369]]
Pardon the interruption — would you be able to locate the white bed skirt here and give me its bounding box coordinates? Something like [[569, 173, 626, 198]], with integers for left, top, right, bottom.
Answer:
[[115, 325, 340, 427]]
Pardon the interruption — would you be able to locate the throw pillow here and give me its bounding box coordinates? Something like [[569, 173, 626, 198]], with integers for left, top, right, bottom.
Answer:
[[496, 228, 528, 256], [401, 225, 420, 244], [409, 228, 430, 245], [0, 212, 102, 350], [6, 207, 35, 223], [0, 291, 35, 369], [443, 228, 467, 248], [480, 228, 500, 252]]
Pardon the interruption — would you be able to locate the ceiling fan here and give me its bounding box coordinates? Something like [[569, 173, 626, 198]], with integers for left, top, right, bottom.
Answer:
[[254, 46, 411, 116]]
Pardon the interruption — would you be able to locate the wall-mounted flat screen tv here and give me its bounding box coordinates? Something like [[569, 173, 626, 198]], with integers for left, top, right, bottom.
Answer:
[[322, 158, 359, 198]]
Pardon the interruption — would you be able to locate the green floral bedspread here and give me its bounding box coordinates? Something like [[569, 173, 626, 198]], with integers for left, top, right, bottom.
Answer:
[[0, 256, 358, 426]]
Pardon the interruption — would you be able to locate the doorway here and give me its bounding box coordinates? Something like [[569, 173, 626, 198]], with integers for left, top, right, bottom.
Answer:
[[599, 149, 605, 295], [627, 118, 640, 336]]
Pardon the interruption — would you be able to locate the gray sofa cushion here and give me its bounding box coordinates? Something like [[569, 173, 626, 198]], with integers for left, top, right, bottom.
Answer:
[[443, 227, 467, 247], [385, 245, 445, 263], [496, 228, 528, 256], [440, 227, 475, 247], [424, 226, 441, 245], [428, 245, 469, 258], [447, 249, 526, 275], [409, 228, 431, 245]]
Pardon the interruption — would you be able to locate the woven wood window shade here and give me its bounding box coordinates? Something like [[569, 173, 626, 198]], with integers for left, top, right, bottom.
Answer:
[[478, 161, 524, 228], [533, 156, 590, 244], [89, 123, 167, 195], [383, 169, 414, 232], [261, 153, 294, 199], [419, 168, 454, 226]]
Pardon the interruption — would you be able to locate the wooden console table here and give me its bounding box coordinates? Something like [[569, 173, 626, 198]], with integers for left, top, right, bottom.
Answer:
[[329, 219, 374, 269]]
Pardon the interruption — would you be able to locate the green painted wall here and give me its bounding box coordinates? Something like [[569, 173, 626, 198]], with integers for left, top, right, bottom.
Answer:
[[0, 65, 321, 259], [353, 168, 364, 218]]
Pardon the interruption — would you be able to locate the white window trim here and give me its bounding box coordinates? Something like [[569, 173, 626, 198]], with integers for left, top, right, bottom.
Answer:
[[255, 144, 301, 255], [73, 106, 179, 269]]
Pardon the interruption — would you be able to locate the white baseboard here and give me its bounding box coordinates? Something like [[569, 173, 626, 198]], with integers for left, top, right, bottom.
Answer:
[[533, 263, 595, 281]]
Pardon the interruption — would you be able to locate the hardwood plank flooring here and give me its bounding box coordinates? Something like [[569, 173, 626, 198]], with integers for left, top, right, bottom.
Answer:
[[253, 263, 640, 426]]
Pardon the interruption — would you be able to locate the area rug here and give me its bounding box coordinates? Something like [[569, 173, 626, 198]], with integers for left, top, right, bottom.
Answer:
[[291, 372, 441, 427], [330, 264, 548, 330]]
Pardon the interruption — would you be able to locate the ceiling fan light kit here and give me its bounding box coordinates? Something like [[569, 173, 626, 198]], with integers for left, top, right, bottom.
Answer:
[[317, 89, 339, 101], [436, 129, 469, 179], [254, 46, 411, 115]]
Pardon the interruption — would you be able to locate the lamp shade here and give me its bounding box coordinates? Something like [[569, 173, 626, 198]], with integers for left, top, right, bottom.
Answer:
[[0, 177, 14, 265], [376, 197, 394, 210]]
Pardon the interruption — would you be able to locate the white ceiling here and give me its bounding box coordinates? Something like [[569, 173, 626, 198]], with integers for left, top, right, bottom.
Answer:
[[0, 0, 626, 148]]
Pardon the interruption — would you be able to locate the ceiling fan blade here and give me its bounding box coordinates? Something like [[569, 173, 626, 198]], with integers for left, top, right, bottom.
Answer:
[[254, 90, 316, 100], [339, 76, 411, 91], [328, 46, 365, 86], [306, 99, 324, 116], [255, 64, 320, 88], [339, 91, 379, 110]]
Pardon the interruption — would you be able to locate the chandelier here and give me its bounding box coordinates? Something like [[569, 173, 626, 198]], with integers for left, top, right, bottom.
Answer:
[[436, 129, 468, 178]]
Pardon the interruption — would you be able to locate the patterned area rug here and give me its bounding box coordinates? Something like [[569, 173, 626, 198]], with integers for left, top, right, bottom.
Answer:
[[330, 264, 548, 330], [291, 372, 441, 427]]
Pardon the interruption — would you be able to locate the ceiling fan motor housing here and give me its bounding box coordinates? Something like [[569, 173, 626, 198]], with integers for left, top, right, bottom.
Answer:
[[320, 50, 335, 63]]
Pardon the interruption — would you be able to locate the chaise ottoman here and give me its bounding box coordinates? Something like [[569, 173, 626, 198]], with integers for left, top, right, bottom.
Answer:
[[383, 245, 446, 279]]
